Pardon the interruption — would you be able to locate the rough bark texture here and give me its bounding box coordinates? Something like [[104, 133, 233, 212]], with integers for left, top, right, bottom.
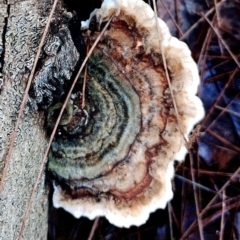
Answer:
[[0, 0, 51, 239]]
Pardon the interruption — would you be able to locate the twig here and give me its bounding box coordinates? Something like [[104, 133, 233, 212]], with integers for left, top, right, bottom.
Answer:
[[159, 0, 183, 36], [197, 27, 212, 73], [180, 163, 188, 235], [201, 91, 240, 137], [175, 174, 217, 194], [180, 166, 240, 178], [219, 190, 226, 240], [87, 217, 99, 240], [215, 105, 240, 118], [213, 0, 220, 28], [186, 199, 239, 239], [168, 203, 174, 240], [174, 0, 181, 38], [152, 0, 187, 144], [209, 195, 240, 212], [81, 42, 89, 109], [180, 6, 215, 41], [201, 13, 240, 68], [180, 162, 240, 239], [202, 92, 240, 137], [204, 70, 235, 83], [16, 13, 115, 240], [196, 145, 202, 214], [201, 126, 240, 152], [200, 68, 238, 128], [189, 150, 205, 240]]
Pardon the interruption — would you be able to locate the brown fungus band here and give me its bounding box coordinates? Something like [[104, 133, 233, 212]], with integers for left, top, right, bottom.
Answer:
[[48, 0, 204, 228]]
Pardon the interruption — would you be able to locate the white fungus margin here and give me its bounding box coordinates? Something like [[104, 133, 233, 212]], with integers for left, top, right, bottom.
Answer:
[[52, 0, 204, 228]]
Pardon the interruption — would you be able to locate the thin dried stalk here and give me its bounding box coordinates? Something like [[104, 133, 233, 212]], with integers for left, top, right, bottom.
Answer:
[[213, 0, 220, 27], [197, 27, 212, 74], [203, 92, 240, 134], [204, 70, 235, 83], [151, 4, 205, 236], [0, 0, 59, 196], [17, 14, 115, 240], [201, 13, 240, 68], [152, 0, 187, 144], [180, 6, 216, 41], [185, 200, 238, 239], [87, 217, 99, 240], [219, 190, 226, 240], [180, 168, 189, 235], [174, 0, 181, 38], [199, 200, 239, 238], [189, 150, 205, 240], [215, 105, 240, 118], [168, 203, 174, 240], [181, 166, 240, 178], [202, 127, 240, 152], [175, 175, 217, 197], [159, 0, 183, 36], [81, 43, 89, 109], [180, 162, 240, 239], [201, 68, 238, 128]]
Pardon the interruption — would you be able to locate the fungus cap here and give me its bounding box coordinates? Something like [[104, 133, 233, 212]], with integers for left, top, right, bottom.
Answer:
[[50, 0, 204, 228]]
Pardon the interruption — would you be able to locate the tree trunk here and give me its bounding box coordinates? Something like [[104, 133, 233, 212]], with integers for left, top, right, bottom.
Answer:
[[0, 0, 51, 239]]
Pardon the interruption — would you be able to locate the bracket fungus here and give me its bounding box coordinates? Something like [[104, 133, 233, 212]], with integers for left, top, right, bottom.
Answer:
[[48, 0, 204, 228]]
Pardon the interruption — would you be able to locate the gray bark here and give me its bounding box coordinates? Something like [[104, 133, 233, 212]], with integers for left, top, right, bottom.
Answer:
[[0, 0, 50, 239]]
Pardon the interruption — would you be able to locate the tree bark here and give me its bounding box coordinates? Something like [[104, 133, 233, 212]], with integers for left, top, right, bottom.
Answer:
[[0, 0, 51, 239]]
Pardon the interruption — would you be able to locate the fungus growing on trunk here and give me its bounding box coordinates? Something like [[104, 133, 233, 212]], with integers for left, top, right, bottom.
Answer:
[[48, 0, 204, 228]]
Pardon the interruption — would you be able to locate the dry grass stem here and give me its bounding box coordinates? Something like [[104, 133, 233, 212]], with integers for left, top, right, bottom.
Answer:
[[204, 70, 235, 83], [180, 163, 240, 239], [180, 6, 216, 41], [189, 150, 205, 240], [159, 0, 183, 36], [81, 43, 89, 109], [215, 104, 240, 118], [201, 68, 238, 127], [219, 190, 226, 240], [203, 127, 240, 152], [197, 27, 212, 76], [175, 174, 217, 194], [174, 0, 181, 37], [168, 203, 174, 240], [202, 92, 240, 139], [87, 217, 99, 240], [201, 13, 240, 68], [152, 0, 187, 144], [181, 166, 240, 178], [16, 14, 115, 240]]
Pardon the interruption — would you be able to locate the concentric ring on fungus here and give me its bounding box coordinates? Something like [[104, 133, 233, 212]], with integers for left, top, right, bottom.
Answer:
[[48, 0, 204, 228]]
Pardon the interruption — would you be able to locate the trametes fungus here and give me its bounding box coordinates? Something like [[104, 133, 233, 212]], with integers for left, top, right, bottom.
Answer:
[[48, 0, 204, 227]]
